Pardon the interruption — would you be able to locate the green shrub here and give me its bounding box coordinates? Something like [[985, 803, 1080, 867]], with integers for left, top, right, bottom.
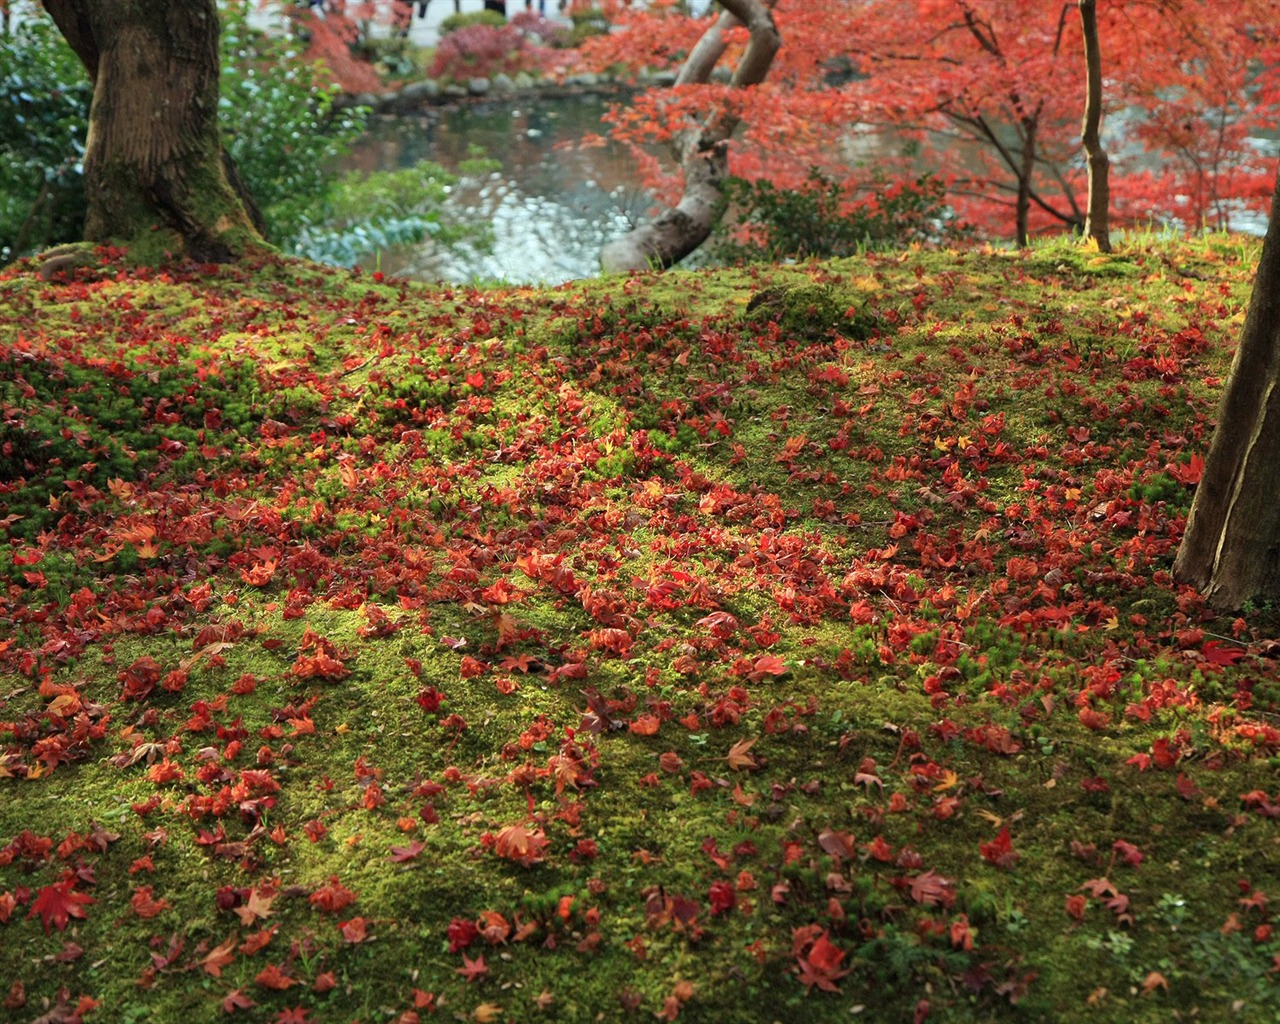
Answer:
[[218, 3, 369, 246], [439, 9, 508, 35], [568, 8, 610, 43], [712, 168, 959, 264], [0, 18, 91, 262]]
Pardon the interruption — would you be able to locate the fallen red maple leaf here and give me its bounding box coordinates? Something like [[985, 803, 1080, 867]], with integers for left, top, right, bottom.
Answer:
[[221, 989, 255, 1014], [492, 824, 548, 867], [129, 885, 171, 919], [27, 877, 95, 933], [200, 938, 236, 977], [388, 840, 425, 863], [254, 963, 296, 990], [979, 827, 1020, 870], [909, 869, 953, 907], [796, 930, 851, 992], [457, 952, 489, 983]]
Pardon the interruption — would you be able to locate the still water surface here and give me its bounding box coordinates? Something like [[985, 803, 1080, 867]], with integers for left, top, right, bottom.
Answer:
[[344, 94, 649, 285]]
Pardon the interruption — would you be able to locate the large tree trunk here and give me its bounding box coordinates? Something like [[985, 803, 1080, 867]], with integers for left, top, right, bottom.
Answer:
[[600, 0, 780, 274], [1078, 0, 1111, 252], [41, 0, 261, 262], [1173, 165, 1280, 610]]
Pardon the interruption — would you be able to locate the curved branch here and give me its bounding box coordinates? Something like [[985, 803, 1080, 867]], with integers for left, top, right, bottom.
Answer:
[[601, 0, 780, 274]]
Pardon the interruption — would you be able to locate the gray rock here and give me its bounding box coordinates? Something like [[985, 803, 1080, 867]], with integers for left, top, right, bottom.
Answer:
[[492, 73, 516, 92], [710, 66, 732, 84], [513, 71, 535, 90], [467, 76, 492, 96], [443, 83, 468, 98], [400, 79, 440, 103], [649, 70, 678, 87], [351, 92, 380, 109]]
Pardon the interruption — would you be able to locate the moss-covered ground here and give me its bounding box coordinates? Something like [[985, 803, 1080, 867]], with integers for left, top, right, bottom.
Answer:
[[2, 239, 1279, 1023]]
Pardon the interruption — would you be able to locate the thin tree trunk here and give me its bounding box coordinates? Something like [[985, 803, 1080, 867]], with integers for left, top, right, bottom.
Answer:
[[1174, 166, 1280, 609], [1079, 0, 1111, 251], [41, 0, 261, 262], [600, 0, 780, 273], [1015, 114, 1037, 247]]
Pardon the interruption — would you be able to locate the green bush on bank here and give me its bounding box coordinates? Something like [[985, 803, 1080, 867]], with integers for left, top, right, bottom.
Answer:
[[712, 168, 962, 263]]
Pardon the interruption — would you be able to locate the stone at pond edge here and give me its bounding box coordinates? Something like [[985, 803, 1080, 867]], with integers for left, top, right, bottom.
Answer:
[[492, 73, 516, 92], [443, 83, 468, 98], [513, 71, 535, 90], [468, 77, 492, 96], [400, 79, 440, 102]]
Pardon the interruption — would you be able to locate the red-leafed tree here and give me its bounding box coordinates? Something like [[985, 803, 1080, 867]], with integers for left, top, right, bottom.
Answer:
[[598, 0, 780, 273], [575, 0, 1280, 262]]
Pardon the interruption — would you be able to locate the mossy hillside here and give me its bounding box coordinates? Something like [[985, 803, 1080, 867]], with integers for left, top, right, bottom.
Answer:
[[1, 239, 1278, 1024]]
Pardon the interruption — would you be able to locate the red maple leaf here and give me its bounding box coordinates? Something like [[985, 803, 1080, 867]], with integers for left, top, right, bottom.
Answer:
[[1201, 640, 1246, 667], [200, 938, 236, 977], [129, 885, 171, 919], [909, 869, 953, 907], [221, 989, 255, 1013], [1167, 453, 1203, 485], [28, 877, 95, 933], [308, 876, 357, 914], [492, 824, 548, 867], [389, 840, 425, 863], [979, 827, 1020, 870], [796, 930, 851, 992], [254, 963, 296, 990], [457, 952, 489, 983]]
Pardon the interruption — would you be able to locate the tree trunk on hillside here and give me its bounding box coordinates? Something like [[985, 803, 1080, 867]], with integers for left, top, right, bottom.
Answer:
[[1079, 0, 1111, 252], [41, 0, 262, 262], [1174, 165, 1280, 610], [1014, 112, 1038, 247], [600, 0, 780, 274]]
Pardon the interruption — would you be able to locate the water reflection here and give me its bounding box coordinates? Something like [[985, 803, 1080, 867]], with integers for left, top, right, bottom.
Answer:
[[343, 94, 652, 284]]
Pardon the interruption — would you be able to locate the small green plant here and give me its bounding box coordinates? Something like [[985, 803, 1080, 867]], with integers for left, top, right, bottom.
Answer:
[[294, 161, 494, 269], [1155, 893, 1188, 930], [1085, 929, 1135, 960]]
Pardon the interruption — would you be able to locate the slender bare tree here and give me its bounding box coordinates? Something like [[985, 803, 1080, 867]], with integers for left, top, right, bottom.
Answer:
[[1078, 0, 1111, 251]]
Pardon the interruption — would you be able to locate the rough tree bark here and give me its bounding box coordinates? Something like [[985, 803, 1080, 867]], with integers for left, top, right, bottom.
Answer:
[[40, 0, 262, 262], [1173, 165, 1280, 610], [600, 0, 780, 274], [1078, 0, 1111, 252]]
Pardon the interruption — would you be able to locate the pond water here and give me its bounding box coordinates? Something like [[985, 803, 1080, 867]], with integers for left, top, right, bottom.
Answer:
[[343, 93, 652, 285]]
